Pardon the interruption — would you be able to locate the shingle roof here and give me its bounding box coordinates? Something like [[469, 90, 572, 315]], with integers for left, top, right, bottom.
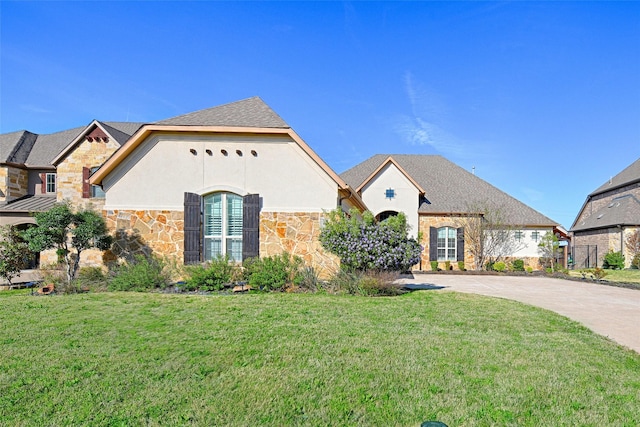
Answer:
[[341, 154, 558, 226], [25, 126, 87, 167], [0, 195, 57, 213], [0, 130, 37, 163], [590, 157, 640, 196], [100, 122, 144, 145], [156, 96, 289, 128], [572, 194, 640, 231]]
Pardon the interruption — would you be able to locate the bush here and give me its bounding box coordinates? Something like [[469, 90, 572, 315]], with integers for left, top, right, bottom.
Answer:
[[243, 252, 302, 291], [485, 261, 495, 271], [457, 261, 465, 271], [108, 255, 171, 291], [511, 259, 525, 271], [593, 267, 607, 280], [319, 209, 422, 272], [603, 250, 625, 270], [72, 266, 107, 292], [182, 255, 238, 291], [632, 254, 640, 269], [430, 261, 439, 271], [493, 261, 506, 272], [525, 266, 533, 273], [297, 266, 322, 292], [328, 269, 401, 296], [444, 260, 451, 271]]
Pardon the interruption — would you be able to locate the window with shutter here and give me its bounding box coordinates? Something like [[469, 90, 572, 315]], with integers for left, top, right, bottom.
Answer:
[[183, 192, 202, 264], [203, 192, 243, 262], [437, 226, 457, 261]]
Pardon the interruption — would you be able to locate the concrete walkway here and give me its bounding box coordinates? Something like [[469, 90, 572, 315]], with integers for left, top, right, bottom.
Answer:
[[398, 274, 640, 354]]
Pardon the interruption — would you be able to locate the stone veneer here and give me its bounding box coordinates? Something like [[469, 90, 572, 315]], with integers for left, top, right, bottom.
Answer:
[[260, 212, 339, 278], [56, 136, 120, 209], [104, 210, 184, 262], [0, 166, 28, 203], [419, 215, 475, 270]]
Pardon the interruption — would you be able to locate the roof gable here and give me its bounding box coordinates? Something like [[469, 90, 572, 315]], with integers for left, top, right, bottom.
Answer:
[[0, 130, 37, 164], [572, 194, 640, 231], [355, 156, 425, 194], [156, 97, 289, 128], [341, 154, 558, 226]]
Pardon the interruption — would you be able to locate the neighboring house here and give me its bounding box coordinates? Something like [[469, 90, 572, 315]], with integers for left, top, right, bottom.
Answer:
[[0, 121, 143, 265], [340, 154, 565, 270], [89, 97, 364, 274], [570, 157, 640, 268]]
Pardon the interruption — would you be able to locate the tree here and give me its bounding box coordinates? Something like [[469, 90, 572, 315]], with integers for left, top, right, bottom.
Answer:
[[21, 203, 112, 283], [319, 209, 422, 272], [0, 226, 30, 285], [538, 231, 560, 272], [455, 202, 525, 270], [625, 229, 640, 269]]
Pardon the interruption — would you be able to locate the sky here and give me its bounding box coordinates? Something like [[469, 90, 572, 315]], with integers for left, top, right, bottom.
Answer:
[[1, 1, 639, 229]]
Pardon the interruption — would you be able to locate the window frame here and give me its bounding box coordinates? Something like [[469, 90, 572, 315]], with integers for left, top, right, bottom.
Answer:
[[90, 167, 106, 198], [437, 226, 457, 261], [203, 192, 243, 262], [45, 173, 56, 193], [531, 231, 541, 242]]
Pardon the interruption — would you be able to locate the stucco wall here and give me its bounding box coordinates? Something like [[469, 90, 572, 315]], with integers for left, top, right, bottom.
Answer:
[[360, 163, 420, 238], [102, 133, 339, 212]]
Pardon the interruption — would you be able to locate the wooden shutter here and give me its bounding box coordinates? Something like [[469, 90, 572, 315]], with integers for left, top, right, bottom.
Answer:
[[242, 193, 260, 261], [40, 173, 46, 193], [183, 192, 202, 264], [456, 227, 465, 262], [429, 226, 438, 261], [82, 167, 91, 198]]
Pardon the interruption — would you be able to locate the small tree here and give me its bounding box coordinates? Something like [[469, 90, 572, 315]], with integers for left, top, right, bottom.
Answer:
[[455, 202, 525, 270], [319, 209, 422, 272], [22, 203, 112, 283], [0, 226, 30, 285], [625, 229, 640, 269], [538, 231, 560, 272]]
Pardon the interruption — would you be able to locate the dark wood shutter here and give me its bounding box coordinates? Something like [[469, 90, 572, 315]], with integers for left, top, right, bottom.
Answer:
[[456, 227, 465, 262], [242, 193, 260, 261], [40, 173, 46, 193], [82, 167, 91, 198], [183, 192, 202, 264], [429, 226, 438, 261]]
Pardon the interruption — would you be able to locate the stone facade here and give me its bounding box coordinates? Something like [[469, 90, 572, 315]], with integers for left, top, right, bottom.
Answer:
[[418, 214, 474, 270], [104, 209, 184, 262], [56, 136, 120, 209], [260, 212, 339, 278], [0, 166, 28, 203]]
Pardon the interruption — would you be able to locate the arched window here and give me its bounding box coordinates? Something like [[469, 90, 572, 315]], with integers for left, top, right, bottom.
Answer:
[[376, 210, 398, 222], [203, 192, 243, 261], [437, 226, 457, 261]]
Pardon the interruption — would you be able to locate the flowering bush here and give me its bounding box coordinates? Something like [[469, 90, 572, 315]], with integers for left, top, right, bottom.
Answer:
[[319, 209, 422, 272]]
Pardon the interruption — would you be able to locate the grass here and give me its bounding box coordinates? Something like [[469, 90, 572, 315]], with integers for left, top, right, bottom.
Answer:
[[569, 268, 640, 284], [1, 291, 639, 426]]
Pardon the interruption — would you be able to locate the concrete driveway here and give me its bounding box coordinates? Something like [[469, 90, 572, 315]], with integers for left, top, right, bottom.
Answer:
[[398, 274, 640, 354]]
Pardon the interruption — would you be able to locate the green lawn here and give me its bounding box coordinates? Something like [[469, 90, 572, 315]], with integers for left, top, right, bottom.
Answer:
[[572, 268, 640, 284], [1, 291, 639, 426]]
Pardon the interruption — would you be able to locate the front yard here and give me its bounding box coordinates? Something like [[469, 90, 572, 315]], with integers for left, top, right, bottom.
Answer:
[[1, 291, 639, 426]]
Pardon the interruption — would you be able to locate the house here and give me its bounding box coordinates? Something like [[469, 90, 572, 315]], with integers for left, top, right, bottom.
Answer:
[[89, 97, 364, 274], [570, 157, 640, 268], [2, 97, 563, 274], [1, 121, 143, 266], [340, 154, 565, 270]]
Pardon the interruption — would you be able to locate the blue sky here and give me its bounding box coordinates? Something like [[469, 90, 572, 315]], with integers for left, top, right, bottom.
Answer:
[[1, 1, 639, 229]]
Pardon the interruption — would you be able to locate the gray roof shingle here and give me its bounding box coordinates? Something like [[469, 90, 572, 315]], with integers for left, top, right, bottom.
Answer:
[[590, 157, 640, 196], [25, 126, 87, 167], [572, 194, 640, 231], [0, 130, 37, 163], [156, 96, 289, 128], [341, 154, 558, 226], [0, 195, 57, 213]]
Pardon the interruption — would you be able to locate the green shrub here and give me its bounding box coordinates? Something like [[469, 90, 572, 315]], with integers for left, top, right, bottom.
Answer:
[[328, 269, 363, 295], [243, 252, 303, 291], [430, 261, 438, 271], [485, 261, 495, 271], [603, 250, 625, 270], [444, 260, 451, 271], [525, 266, 533, 273], [512, 259, 525, 271], [328, 269, 401, 296], [72, 266, 107, 292], [493, 261, 506, 272], [183, 255, 237, 291], [297, 266, 321, 292], [108, 255, 171, 292], [457, 261, 465, 271]]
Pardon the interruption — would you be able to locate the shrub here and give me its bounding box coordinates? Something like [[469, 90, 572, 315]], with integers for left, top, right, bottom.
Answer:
[[525, 266, 533, 273], [72, 266, 107, 292], [485, 261, 495, 271], [319, 209, 422, 272], [297, 266, 321, 292], [328, 269, 401, 296], [493, 261, 506, 272], [183, 255, 237, 291], [328, 269, 363, 295], [108, 255, 171, 291], [632, 254, 640, 269], [430, 261, 439, 271], [603, 250, 625, 270], [457, 261, 465, 271], [444, 260, 451, 271], [593, 267, 607, 280], [512, 259, 525, 271], [243, 252, 302, 291]]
